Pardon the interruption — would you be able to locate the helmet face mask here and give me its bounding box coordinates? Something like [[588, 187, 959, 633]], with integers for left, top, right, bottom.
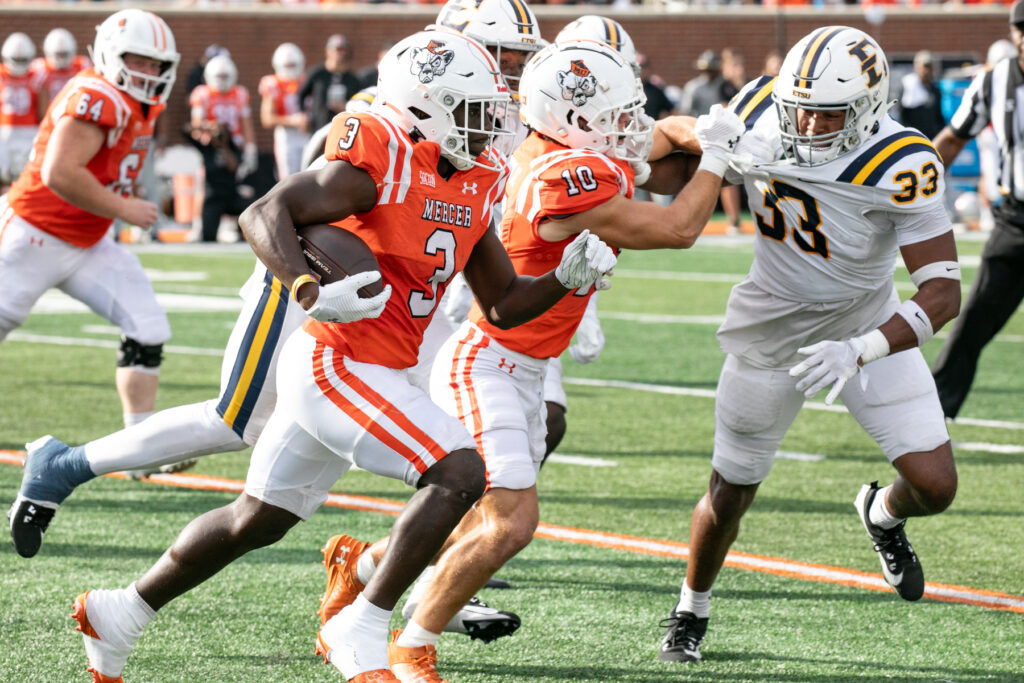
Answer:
[[2, 33, 36, 77], [92, 9, 179, 106], [376, 31, 512, 172], [272, 43, 304, 81], [519, 40, 652, 163], [430, 0, 547, 94], [773, 26, 891, 167]]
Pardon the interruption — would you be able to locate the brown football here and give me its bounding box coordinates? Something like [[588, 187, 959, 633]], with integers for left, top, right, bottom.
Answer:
[[295, 224, 383, 298]]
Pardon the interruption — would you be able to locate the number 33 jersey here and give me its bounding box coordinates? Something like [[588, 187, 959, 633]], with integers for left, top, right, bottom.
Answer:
[[732, 76, 951, 304], [303, 107, 509, 370], [7, 68, 165, 248]]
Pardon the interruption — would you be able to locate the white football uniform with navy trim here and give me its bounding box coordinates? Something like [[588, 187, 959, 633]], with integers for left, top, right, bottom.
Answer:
[[719, 80, 952, 369]]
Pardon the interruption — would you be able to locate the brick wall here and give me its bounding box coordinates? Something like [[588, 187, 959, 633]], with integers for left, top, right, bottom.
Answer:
[[1, 4, 1011, 151]]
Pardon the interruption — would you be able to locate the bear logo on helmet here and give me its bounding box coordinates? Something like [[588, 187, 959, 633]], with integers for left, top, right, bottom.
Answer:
[[557, 60, 597, 106], [410, 40, 455, 84]]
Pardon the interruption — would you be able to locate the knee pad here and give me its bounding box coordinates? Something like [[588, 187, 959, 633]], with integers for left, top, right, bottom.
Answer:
[[117, 336, 163, 369]]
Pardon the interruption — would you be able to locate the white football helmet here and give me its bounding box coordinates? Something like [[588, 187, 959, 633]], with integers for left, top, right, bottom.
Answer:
[[204, 54, 237, 93], [43, 28, 77, 71], [376, 30, 511, 172], [272, 42, 304, 81], [519, 40, 651, 163], [773, 26, 891, 167], [345, 86, 377, 113], [2, 32, 36, 77], [430, 0, 546, 92], [92, 9, 179, 105], [555, 16, 639, 76]]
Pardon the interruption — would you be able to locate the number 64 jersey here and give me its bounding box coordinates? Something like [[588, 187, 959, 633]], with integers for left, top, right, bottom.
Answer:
[[7, 68, 164, 248], [720, 76, 953, 368]]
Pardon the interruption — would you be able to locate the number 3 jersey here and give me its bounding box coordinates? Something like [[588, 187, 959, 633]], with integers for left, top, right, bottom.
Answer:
[[721, 75, 953, 366], [469, 131, 633, 359], [7, 68, 165, 248], [303, 107, 509, 370]]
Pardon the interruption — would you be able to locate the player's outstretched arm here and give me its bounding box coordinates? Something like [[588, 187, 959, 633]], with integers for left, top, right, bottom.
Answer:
[[41, 117, 157, 228], [464, 229, 615, 330], [650, 115, 700, 161], [539, 105, 743, 250], [238, 161, 377, 306]]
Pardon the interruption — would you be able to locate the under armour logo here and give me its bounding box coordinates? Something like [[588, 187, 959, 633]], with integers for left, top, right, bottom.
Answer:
[[497, 358, 516, 374], [334, 546, 350, 564], [462, 182, 478, 195], [29, 236, 43, 246]]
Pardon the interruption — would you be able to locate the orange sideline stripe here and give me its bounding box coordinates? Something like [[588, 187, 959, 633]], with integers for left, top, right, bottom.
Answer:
[[3, 449, 1021, 614]]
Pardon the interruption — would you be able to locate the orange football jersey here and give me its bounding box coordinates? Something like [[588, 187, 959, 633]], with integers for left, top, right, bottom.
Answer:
[[258, 74, 302, 118], [470, 132, 633, 359], [6, 68, 165, 248], [189, 84, 251, 147], [0, 65, 41, 127], [30, 55, 92, 101], [303, 108, 509, 369]]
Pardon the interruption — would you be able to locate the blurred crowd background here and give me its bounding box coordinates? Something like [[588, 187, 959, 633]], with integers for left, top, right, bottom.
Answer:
[[0, 4, 1012, 241]]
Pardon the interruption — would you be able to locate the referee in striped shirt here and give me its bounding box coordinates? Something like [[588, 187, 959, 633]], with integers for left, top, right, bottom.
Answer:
[[930, 0, 1024, 419]]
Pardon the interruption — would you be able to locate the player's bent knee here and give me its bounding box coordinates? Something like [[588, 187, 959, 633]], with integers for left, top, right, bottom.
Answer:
[[229, 494, 300, 548], [117, 336, 164, 370], [0, 308, 26, 341], [419, 448, 486, 505]]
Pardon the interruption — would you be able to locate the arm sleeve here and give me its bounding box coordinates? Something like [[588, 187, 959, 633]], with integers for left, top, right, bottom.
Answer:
[[324, 112, 394, 202], [258, 75, 277, 99], [891, 200, 953, 247], [60, 83, 125, 129], [535, 155, 628, 221]]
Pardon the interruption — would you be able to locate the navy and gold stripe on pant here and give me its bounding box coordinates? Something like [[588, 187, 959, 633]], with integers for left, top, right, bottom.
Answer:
[[216, 270, 289, 437]]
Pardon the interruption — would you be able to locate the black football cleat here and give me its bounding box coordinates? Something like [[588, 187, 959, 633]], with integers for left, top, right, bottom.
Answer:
[[855, 481, 925, 601], [658, 610, 708, 663]]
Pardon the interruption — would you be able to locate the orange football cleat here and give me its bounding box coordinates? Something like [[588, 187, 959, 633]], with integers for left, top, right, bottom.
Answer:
[[388, 629, 448, 683], [348, 670, 400, 683], [318, 535, 371, 625], [73, 592, 126, 683]]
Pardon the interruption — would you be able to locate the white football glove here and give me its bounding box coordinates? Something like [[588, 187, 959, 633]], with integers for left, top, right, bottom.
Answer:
[[725, 129, 778, 184], [789, 337, 867, 405], [695, 104, 745, 177], [630, 161, 652, 187], [568, 298, 604, 365], [554, 229, 617, 290], [443, 272, 474, 326], [305, 271, 392, 324], [237, 142, 259, 180]]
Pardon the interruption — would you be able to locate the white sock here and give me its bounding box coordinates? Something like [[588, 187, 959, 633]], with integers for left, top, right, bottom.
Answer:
[[324, 594, 392, 675], [868, 485, 904, 529], [86, 400, 245, 475], [347, 594, 392, 634], [356, 547, 378, 585], [675, 581, 712, 619], [123, 411, 152, 427], [401, 566, 436, 620], [395, 619, 440, 648], [125, 582, 156, 627]]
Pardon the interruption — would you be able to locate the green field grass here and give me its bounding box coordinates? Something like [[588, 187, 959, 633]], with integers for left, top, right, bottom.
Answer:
[[1, 235, 1022, 682]]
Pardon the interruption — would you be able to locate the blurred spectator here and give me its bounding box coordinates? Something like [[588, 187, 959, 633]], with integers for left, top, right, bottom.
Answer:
[[679, 50, 732, 116], [637, 53, 674, 120], [189, 54, 257, 242], [721, 48, 744, 98], [260, 42, 308, 180], [899, 50, 945, 139], [763, 50, 782, 78], [1, 32, 42, 190], [298, 34, 362, 133], [355, 41, 393, 90], [30, 28, 91, 113], [186, 45, 229, 96]]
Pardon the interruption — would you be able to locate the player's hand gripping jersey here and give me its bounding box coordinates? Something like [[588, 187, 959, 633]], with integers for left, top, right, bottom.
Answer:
[[190, 83, 251, 147], [303, 108, 509, 369], [468, 131, 632, 359], [6, 68, 165, 247]]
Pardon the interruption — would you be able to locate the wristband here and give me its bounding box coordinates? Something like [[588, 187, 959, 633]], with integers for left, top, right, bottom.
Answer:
[[290, 273, 318, 302], [855, 329, 890, 365], [895, 299, 934, 347], [697, 153, 729, 178]]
